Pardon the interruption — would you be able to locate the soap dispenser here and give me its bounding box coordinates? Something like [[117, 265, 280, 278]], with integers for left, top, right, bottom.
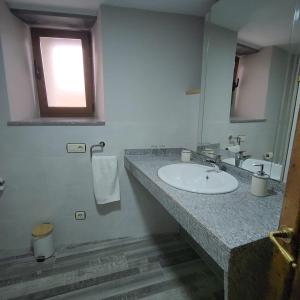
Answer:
[[250, 164, 269, 197]]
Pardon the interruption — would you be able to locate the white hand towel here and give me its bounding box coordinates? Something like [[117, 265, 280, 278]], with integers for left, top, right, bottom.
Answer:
[[92, 155, 120, 205]]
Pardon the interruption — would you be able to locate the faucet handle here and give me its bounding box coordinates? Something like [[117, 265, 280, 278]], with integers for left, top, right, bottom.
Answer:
[[235, 150, 245, 157], [206, 158, 216, 164], [253, 163, 266, 176], [236, 150, 247, 158]]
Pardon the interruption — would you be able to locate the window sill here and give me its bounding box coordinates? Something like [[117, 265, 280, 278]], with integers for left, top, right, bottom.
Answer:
[[230, 118, 266, 123], [7, 117, 105, 126]]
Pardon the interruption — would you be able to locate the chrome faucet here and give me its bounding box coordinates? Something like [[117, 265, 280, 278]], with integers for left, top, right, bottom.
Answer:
[[205, 156, 222, 173], [206, 166, 221, 173], [234, 150, 251, 167]]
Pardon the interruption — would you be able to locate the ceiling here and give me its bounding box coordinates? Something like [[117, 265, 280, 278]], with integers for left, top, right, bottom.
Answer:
[[7, 0, 298, 51], [6, 0, 216, 16], [210, 0, 298, 50]]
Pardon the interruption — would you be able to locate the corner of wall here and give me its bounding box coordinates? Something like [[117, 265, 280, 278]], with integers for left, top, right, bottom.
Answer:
[[92, 6, 105, 121], [0, 1, 38, 121]]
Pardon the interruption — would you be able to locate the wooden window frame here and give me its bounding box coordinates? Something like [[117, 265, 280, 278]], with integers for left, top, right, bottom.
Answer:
[[31, 28, 94, 117]]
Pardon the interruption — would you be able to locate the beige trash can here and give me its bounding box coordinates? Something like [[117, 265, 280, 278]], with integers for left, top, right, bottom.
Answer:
[[32, 223, 54, 261]]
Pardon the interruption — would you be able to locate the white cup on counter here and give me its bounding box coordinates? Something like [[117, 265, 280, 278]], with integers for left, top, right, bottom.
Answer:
[[181, 149, 191, 162]]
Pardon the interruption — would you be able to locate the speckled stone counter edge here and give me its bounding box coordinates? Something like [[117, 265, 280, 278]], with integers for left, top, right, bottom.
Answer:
[[124, 155, 230, 270], [124, 148, 283, 271], [125, 148, 282, 299]]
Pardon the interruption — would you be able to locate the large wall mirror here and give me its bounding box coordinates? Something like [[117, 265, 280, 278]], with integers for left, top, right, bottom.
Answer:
[[197, 0, 300, 182]]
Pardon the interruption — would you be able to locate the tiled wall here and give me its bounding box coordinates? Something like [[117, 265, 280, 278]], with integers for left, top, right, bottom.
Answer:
[[0, 5, 204, 253]]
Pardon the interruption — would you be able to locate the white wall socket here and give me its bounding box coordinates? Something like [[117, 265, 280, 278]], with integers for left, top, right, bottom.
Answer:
[[75, 211, 86, 220], [66, 143, 86, 153]]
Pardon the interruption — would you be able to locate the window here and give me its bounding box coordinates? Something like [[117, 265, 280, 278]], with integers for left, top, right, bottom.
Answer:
[[31, 28, 94, 117], [230, 44, 270, 122]]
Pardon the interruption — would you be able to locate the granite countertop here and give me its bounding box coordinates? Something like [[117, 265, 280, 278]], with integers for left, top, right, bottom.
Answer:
[[124, 149, 284, 271]]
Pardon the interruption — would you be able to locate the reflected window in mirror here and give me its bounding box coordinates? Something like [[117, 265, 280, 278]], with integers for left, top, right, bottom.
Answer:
[[230, 43, 269, 123]]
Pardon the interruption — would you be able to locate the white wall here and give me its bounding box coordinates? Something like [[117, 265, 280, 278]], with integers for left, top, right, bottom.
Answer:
[[200, 22, 288, 160], [0, 1, 38, 121], [0, 5, 204, 253]]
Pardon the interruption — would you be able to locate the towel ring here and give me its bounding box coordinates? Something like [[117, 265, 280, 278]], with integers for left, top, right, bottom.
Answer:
[[90, 141, 105, 160]]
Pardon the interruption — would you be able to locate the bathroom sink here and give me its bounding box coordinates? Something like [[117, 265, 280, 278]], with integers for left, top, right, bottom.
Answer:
[[158, 163, 238, 194]]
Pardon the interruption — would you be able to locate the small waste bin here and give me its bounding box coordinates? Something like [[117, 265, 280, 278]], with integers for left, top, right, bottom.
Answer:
[[32, 223, 54, 261]]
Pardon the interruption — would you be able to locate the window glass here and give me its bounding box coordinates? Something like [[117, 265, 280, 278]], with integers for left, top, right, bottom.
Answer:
[[40, 37, 86, 107]]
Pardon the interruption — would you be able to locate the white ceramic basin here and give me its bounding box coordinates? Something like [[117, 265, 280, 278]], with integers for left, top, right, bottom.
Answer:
[[158, 163, 238, 194]]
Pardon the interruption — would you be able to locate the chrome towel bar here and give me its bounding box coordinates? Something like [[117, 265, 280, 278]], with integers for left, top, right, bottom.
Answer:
[[90, 141, 105, 160]]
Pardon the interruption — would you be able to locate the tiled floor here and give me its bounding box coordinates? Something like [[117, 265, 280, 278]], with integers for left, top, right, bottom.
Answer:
[[0, 234, 224, 300]]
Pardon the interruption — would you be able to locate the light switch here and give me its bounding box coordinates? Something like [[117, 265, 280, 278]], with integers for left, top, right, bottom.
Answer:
[[66, 143, 86, 153]]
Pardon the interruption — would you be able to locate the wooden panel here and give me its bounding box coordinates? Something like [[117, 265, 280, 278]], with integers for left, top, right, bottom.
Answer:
[[266, 111, 300, 300], [32, 223, 54, 237], [185, 88, 200, 95], [280, 111, 300, 231], [288, 111, 300, 299]]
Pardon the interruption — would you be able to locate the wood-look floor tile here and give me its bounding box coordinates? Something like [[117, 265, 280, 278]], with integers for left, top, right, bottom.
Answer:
[[0, 234, 224, 300]]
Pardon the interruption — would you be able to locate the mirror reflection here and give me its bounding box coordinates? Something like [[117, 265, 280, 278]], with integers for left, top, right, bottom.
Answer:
[[197, 0, 300, 181]]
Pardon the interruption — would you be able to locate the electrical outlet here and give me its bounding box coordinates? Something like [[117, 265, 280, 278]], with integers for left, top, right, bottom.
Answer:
[[75, 211, 86, 220], [66, 143, 86, 153]]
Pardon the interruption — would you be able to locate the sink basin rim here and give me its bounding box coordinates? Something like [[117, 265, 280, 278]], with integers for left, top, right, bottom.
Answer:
[[157, 163, 239, 195]]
